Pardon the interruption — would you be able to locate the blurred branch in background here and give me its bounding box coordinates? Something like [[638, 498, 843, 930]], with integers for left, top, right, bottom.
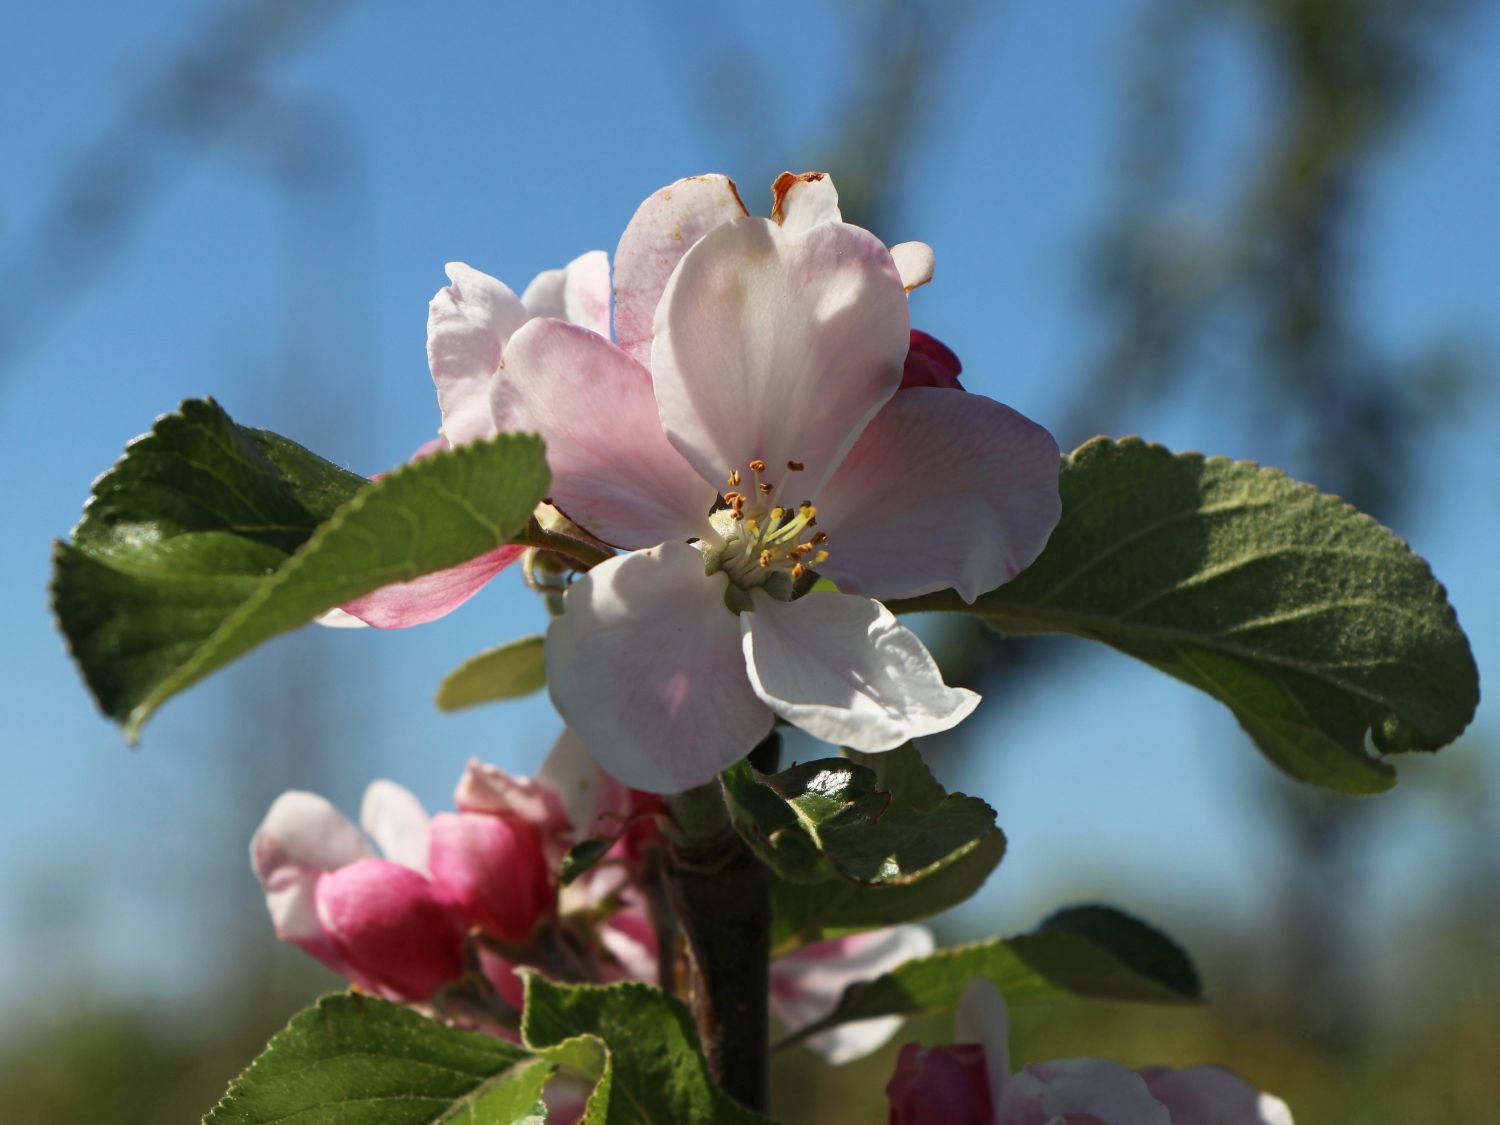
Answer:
[[0, 0, 354, 379]]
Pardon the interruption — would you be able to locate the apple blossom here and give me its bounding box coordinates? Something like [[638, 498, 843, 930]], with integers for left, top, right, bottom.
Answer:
[[886, 980, 1294, 1125], [483, 172, 1061, 792]]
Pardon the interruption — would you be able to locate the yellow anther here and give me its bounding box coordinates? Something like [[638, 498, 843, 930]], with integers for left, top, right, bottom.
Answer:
[[770, 506, 785, 522], [724, 490, 742, 504], [786, 460, 804, 472], [759, 549, 773, 568], [730, 511, 744, 521], [812, 550, 829, 566], [728, 469, 741, 487], [792, 562, 806, 579], [758, 482, 774, 494], [798, 503, 817, 521], [749, 459, 766, 473]]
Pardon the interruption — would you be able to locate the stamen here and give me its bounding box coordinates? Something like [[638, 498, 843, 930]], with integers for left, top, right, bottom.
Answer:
[[812, 550, 829, 566], [786, 460, 804, 472], [792, 562, 806, 579], [724, 491, 742, 504], [811, 532, 828, 546], [748, 459, 766, 473], [758, 482, 774, 494], [727, 469, 741, 487], [758, 549, 773, 568]]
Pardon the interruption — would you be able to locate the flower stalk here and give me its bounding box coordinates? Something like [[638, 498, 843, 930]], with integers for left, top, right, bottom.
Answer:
[[663, 779, 772, 1113]]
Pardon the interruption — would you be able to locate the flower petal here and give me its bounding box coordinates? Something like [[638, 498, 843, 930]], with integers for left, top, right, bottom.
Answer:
[[770, 925, 936, 1065], [815, 388, 1061, 602], [522, 249, 611, 338], [890, 241, 935, 291], [546, 542, 773, 793], [742, 591, 978, 751], [360, 780, 430, 875], [250, 790, 373, 942], [428, 263, 531, 447], [653, 217, 910, 498], [887, 1043, 995, 1125], [1136, 1066, 1294, 1125], [336, 544, 523, 628], [770, 170, 842, 234], [493, 317, 716, 549], [997, 1059, 1171, 1125], [427, 812, 554, 944], [613, 174, 749, 365], [455, 756, 573, 862], [900, 329, 964, 390], [957, 978, 1013, 1114]]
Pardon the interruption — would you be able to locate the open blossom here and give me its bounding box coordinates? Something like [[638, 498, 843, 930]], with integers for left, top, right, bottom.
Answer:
[[886, 980, 1293, 1125], [420, 172, 1059, 792]]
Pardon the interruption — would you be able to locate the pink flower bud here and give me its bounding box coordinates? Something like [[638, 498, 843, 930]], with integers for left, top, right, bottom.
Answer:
[[887, 1042, 994, 1124], [428, 811, 555, 944], [900, 329, 964, 390], [455, 758, 573, 862], [314, 857, 466, 1002]]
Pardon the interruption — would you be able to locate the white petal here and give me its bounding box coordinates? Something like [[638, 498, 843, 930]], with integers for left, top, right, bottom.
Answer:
[[546, 542, 773, 793], [313, 607, 369, 628], [521, 249, 611, 338], [493, 317, 717, 549], [770, 171, 843, 234], [653, 217, 909, 498], [998, 1059, 1171, 1125], [889, 241, 935, 291], [428, 263, 531, 446], [535, 729, 605, 836], [771, 925, 935, 1065], [815, 388, 1062, 602], [250, 791, 372, 941], [360, 780, 430, 875], [742, 592, 978, 751], [957, 978, 1013, 1113], [1137, 1066, 1295, 1125], [613, 174, 749, 365]]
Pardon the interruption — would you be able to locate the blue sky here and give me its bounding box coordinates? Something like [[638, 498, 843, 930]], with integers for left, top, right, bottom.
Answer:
[[2, 1, 1496, 1010]]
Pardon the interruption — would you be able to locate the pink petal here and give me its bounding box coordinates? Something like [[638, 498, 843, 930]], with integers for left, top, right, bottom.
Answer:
[[1136, 1066, 1294, 1125], [535, 730, 663, 851], [613, 174, 749, 365], [455, 756, 573, 863], [815, 388, 1061, 603], [336, 544, 523, 628], [428, 263, 531, 447], [770, 925, 935, 1065], [900, 329, 964, 390], [770, 170, 843, 234], [545, 542, 773, 793], [997, 1060, 1170, 1125], [652, 217, 910, 499], [314, 857, 466, 1003], [359, 780, 430, 875], [887, 1043, 996, 1125], [890, 242, 935, 292], [428, 812, 555, 945], [493, 317, 716, 549], [597, 894, 661, 985], [742, 591, 978, 752], [250, 790, 373, 944], [521, 249, 612, 338]]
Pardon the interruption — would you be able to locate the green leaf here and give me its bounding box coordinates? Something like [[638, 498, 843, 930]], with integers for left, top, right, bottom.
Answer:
[[725, 747, 1005, 949], [52, 399, 550, 740], [436, 634, 547, 711], [519, 974, 773, 1125], [889, 437, 1480, 795], [778, 905, 1201, 1051], [559, 838, 612, 887], [205, 993, 551, 1124]]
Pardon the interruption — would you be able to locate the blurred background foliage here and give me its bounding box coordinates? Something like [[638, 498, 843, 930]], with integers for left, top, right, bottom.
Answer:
[[2, 0, 1495, 1121]]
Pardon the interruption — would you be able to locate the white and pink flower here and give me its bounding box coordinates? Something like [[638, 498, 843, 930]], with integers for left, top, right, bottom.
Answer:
[[411, 172, 1059, 792], [886, 979, 1293, 1125]]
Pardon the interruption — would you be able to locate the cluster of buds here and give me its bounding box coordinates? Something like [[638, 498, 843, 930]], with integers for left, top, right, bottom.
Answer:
[[251, 733, 933, 1066]]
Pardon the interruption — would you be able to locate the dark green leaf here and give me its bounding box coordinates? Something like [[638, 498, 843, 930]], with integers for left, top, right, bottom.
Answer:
[[436, 634, 547, 711], [205, 993, 551, 1124], [559, 838, 611, 887], [889, 437, 1480, 794], [52, 399, 550, 740], [727, 747, 1005, 949], [778, 905, 1201, 1051], [519, 974, 773, 1125]]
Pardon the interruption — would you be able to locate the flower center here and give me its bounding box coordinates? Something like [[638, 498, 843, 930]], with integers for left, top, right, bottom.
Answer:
[[701, 458, 829, 597]]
